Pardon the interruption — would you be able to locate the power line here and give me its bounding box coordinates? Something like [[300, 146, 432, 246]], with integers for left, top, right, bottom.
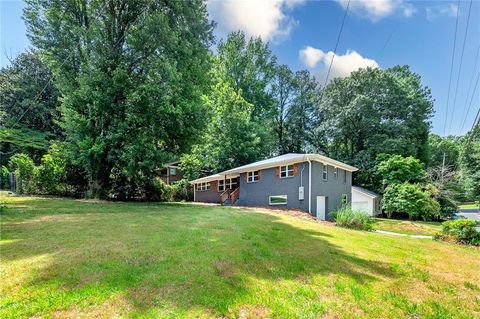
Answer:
[[460, 71, 480, 133], [443, 0, 460, 136], [458, 44, 480, 133], [448, 0, 473, 135], [323, 0, 350, 87]]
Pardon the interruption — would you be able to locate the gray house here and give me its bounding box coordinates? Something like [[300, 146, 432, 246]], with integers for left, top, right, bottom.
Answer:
[[190, 153, 358, 220]]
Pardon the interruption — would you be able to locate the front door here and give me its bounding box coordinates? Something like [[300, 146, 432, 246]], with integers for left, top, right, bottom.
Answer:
[[316, 196, 326, 220]]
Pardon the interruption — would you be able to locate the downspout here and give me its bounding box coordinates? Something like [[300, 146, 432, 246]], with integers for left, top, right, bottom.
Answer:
[[193, 183, 196, 202], [307, 156, 312, 215]]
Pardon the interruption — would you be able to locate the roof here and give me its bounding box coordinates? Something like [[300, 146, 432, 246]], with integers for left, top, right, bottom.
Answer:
[[352, 186, 380, 198], [190, 153, 358, 184], [163, 160, 181, 168], [190, 173, 240, 184], [221, 153, 358, 175]]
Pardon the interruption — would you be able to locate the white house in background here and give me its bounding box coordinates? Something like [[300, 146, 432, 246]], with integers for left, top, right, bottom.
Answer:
[[351, 186, 382, 216]]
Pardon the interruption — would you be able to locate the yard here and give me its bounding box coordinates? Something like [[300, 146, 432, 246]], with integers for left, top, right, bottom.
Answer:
[[1, 196, 479, 318], [373, 218, 442, 236]]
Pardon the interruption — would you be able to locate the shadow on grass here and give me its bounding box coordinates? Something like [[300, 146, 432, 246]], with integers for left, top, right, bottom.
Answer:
[[1, 200, 398, 317]]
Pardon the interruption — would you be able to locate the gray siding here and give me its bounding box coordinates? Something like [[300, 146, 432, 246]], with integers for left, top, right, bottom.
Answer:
[[310, 162, 352, 220], [195, 180, 221, 203], [237, 162, 310, 212]]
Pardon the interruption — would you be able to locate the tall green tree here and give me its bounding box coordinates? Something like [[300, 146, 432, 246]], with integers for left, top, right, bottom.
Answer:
[[24, 0, 213, 198], [0, 51, 61, 161], [460, 126, 480, 201], [313, 66, 434, 191], [186, 81, 263, 174]]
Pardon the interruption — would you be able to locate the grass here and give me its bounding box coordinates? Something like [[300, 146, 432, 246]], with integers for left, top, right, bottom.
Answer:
[[458, 203, 480, 209], [373, 218, 442, 236], [1, 196, 479, 318]]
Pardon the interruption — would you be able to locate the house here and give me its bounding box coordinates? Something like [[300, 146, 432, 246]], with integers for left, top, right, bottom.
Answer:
[[190, 153, 358, 220], [351, 186, 382, 216], [159, 161, 183, 185]]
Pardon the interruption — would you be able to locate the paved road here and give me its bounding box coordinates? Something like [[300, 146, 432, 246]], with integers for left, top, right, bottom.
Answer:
[[458, 208, 480, 222]]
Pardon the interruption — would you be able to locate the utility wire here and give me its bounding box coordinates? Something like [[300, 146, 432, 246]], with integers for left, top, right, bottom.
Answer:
[[443, 0, 460, 136], [448, 0, 473, 135], [460, 71, 480, 133], [323, 0, 350, 87], [458, 44, 480, 133]]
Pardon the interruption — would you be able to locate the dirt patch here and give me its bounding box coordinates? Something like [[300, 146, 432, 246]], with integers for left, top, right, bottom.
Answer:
[[212, 259, 236, 278]]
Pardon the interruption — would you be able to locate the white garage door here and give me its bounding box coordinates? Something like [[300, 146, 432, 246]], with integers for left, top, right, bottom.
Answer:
[[352, 201, 370, 213]]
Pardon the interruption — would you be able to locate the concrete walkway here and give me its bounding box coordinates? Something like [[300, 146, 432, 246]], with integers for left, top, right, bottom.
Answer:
[[374, 230, 433, 239]]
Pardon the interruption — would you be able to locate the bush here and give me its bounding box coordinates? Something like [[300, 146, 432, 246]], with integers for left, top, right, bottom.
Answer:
[[1, 166, 10, 190], [435, 219, 480, 246], [332, 207, 374, 231], [9, 153, 37, 194], [383, 183, 440, 221], [35, 143, 67, 194]]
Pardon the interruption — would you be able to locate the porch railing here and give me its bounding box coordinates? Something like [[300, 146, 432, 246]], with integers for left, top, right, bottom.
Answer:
[[220, 189, 231, 205], [230, 187, 240, 204]]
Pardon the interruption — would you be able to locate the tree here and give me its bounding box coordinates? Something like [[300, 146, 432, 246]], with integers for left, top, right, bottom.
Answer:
[[427, 134, 461, 170], [9, 153, 36, 194], [459, 126, 480, 201], [383, 182, 440, 220], [313, 66, 434, 192], [216, 31, 277, 121], [24, 0, 214, 198], [186, 81, 263, 174], [271, 66, 319, 154], [376, 155, 426, 187], [0, 50, 60, 135]]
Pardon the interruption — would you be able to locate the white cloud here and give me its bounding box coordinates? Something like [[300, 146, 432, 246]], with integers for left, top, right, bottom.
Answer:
[[207, 0, 305, 42], [426, 3, 458, 22], [334, 0, 416, 22], [299, 47, 379, 83]]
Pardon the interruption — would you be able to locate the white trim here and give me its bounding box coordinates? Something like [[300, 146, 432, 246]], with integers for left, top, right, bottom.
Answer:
[[352, 186, 380, 199], [190, 173, 239, 184]]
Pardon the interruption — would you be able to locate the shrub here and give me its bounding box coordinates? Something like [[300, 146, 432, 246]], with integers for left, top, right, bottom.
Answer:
[[9, 153, 37, 194], [332, 207, 374, 231], [435, 219, 480, 246], [1, 166, 10, 190], [35, 143, 67, 194], [383, 182, 440, 221]]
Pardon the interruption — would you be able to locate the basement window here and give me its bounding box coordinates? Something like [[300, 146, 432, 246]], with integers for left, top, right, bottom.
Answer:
[[342, 194, 348, 205], [269, 195, 287, 205]]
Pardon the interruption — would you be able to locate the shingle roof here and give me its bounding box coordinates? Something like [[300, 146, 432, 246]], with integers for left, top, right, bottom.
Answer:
[[190, 153, 358, 184]]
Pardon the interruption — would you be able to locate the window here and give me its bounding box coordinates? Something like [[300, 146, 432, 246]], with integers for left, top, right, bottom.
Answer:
[[322, 164, 328, 181], [269, 195, 287, 205], [343, 170, 347, 184], [341, 194, 348, 206], [196, 182, 210, 191], [169, 167, 177, 176], [218, 178, 237, 192], [247, 171, 260, 183], [280, 165, 294, 178], [333, 167, 338, 180]]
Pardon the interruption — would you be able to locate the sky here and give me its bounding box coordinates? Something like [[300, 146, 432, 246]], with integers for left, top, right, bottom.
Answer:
[[1, 0, 479, 136]]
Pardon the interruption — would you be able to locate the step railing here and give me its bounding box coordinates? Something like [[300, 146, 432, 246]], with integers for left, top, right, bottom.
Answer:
[[230, 187, 240, 204], [220, 189, 231, 205]]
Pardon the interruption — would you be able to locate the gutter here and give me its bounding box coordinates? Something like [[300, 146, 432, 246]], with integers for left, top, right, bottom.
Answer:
[[307, 156, 312, 215]]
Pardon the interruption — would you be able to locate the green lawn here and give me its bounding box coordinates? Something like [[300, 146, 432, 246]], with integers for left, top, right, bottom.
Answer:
[[458, 203, 480, 209], [373, 218, 442, 236], [1, 196, 479, 318]]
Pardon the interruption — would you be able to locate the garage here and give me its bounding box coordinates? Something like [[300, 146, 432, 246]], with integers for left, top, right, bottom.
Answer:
[[351, 186, 381, 216]]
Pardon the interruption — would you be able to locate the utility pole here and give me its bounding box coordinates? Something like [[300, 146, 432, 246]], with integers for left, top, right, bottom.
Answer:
[[441, 152, 446, 184]]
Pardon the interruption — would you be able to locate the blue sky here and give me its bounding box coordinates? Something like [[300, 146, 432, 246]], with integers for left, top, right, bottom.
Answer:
[[1, 0, 479, 136]]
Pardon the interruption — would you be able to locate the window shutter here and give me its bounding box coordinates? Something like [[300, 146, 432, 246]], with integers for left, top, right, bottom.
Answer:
[[275, 167, 280, 177], [243, 173, 247, 183], [293, 164, 298, 176]]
